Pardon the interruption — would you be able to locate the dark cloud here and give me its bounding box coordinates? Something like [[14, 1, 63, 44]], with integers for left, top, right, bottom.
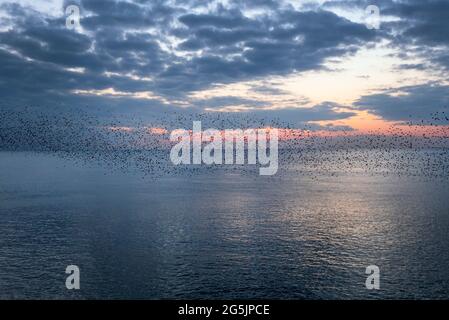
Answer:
[[321, 0, 449, 70], [242, 102, 357, 127], [229, 0, 280, 10], [394, 63, 427, 71], [165, 101, 356, 129], [249, 85, 290, 96], [0, 0, 379, 110], [79, 0, 169, 30], [179, 10, 253, 29], [176, 8, 376, 82], [355, 83, 449, 121], [2, 0, 446, 129], [385, 0, 449, 45], [384, 0, 449, 70], [191, 96, 270, 109]]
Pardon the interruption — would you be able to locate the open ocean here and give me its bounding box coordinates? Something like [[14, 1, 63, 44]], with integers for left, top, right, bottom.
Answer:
[[1, 151, 449, 299]]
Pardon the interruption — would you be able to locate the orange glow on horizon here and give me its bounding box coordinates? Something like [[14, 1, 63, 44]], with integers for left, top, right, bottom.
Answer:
[[107, 125, 449, 141]]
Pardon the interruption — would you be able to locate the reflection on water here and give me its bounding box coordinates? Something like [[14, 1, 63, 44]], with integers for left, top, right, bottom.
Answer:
[[1, 151, 449, 299]]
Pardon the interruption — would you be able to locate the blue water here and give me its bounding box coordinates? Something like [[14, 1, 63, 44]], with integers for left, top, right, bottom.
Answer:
[[1, 151, 449, 299]]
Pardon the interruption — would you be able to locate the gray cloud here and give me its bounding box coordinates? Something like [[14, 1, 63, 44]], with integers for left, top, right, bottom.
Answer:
[[250, 102, 356, 124], [384, 0, 449, 70], [2, 0, 447, 130], [355, 83, 449, 121], [321, 0, 449, 70], [0, 0, 378, 110], [191, 96, 270, 109]]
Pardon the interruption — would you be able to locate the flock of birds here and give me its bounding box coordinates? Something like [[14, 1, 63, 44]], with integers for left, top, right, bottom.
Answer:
[[1, 106, 449, 180]]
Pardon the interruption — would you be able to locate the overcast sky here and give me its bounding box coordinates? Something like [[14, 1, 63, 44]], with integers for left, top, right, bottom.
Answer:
[[0, 0, 448, 131]]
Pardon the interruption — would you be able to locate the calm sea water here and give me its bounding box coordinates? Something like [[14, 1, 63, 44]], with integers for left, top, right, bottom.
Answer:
[[1, 151, 449, 299]]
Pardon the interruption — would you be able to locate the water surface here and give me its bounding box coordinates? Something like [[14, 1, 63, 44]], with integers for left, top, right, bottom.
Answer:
[[1, 151, 449, 299]]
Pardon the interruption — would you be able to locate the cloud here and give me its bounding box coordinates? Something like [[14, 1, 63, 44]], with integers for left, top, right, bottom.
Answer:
[[3, 0, 448, 132], [321, 0, 449, 70], [354, 83, 449, 121], [383, 0, 449, 70], [0, 0, 378, 110], [253, 102, 355, 121], [249, 84, 290, 96], [190, 96, 270, 110], [385, 0, 449, 45], [77, 0, 176, 30]]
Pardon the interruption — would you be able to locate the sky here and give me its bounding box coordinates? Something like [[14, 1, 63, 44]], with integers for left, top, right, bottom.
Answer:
[[0, 0, 448, 133]]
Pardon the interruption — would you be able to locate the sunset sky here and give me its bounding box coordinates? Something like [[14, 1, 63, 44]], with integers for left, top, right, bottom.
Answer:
[[0, 0, 448, 134]]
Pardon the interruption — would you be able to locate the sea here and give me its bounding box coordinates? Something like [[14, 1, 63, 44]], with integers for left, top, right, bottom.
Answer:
[[1, 150, 449, 299]]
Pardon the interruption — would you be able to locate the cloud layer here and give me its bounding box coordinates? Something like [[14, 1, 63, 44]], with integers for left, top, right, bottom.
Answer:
[[0, 0, 448, 126]]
